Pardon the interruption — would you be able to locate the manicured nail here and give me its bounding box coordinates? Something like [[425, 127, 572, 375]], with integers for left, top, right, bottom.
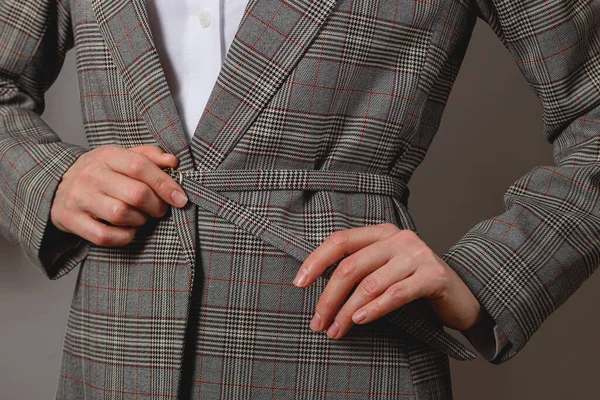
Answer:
[[327, 321, 340, 339], [171, 190, 188, 208], [310, 312, 322, 332], [352, 309, 366, 324], [293, 268, 308, 287]]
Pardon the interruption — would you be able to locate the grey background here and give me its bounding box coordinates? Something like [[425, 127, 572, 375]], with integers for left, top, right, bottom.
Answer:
[[1, 21, 599, 399]]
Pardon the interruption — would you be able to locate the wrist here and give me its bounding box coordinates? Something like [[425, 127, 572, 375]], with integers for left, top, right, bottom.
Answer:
[[464, 307, 494, 335], [467, 303, 485, 330]]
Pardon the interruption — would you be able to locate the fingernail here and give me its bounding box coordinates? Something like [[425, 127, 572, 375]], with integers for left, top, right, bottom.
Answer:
[[327, 321, 339, 339], [310, 312, 322, 332], [171, 190, 188, 208], [293, 268, 308, 287], [352, 309, 366, 324]]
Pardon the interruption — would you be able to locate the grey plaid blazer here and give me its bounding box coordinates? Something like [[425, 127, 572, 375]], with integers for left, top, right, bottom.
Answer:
[[1, 0, 600, 398]]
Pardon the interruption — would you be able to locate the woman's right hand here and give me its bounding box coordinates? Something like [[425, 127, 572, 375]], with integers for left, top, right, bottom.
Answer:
[[50, 145, 188, 246]]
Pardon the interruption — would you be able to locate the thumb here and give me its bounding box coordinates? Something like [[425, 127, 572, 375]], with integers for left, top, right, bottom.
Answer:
[[130, 145, 179, 168]]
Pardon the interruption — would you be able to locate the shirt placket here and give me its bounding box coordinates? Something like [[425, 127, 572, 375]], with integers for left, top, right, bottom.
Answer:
[[184, 0, 223, 135]]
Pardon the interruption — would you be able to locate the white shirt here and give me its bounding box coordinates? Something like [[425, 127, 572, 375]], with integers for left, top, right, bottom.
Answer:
[[145, 0, 509, 361], [145, 0, 247, 141]]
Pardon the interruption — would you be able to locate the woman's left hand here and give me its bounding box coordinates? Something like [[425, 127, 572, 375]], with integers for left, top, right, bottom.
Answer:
[[293, 223, 484, 339]]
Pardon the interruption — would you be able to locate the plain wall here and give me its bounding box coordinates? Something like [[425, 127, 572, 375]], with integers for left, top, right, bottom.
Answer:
[[2, 20, 599, 399]]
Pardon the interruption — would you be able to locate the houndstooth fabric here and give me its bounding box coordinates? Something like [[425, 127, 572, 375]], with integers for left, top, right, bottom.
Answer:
[[1, 0, 600, 398]]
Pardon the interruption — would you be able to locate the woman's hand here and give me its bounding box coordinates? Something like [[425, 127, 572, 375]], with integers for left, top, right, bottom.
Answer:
[[50, 145, 188, 247], [293, 223, 484, 339]]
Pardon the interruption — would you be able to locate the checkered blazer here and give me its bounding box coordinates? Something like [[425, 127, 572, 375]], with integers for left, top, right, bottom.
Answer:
[[1, 0, 599, 398]]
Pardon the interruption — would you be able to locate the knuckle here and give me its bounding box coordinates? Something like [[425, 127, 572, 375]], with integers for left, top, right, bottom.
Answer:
[[371, 298, 384, 315], [78, 164, 96, 180], [153, 174, 169, 193], [109, 202, 130, 222], [77, 151, 93, 165], [92, 227, 112, 246], [51, 207, 69, 228], [76, 150, 92, 163], [394, 229, 417, 243], [319, 294, 333, 310], [94, 146, 112, 159], [121, 229, 136, 245], [359, 276, 379, 297], [336, 258, 357, 280], [127, 184, 151, 207], [388, 284, 405, 302], [327, 230, 350, 247], [65, 188, 80, 205], [380, 222, 399, 234], [413, 244, 435, 262], [127, 156, 148, 176]]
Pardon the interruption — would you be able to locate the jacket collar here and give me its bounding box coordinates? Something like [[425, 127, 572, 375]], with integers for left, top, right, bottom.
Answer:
[[91, 0, 337, 169]]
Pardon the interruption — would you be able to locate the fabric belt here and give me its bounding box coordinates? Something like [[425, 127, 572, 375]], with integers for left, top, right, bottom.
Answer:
[[164, 167, 477, 361]]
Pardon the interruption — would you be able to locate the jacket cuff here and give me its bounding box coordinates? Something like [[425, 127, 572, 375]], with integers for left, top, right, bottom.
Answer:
[[462, 310, 511, 362], [19, 144, 91, 279], [441, 240, 527, 364]]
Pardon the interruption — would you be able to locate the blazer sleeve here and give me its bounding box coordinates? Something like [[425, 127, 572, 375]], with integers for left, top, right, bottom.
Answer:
[[0, 0, 90, 279], [441, 0, 600, 363]]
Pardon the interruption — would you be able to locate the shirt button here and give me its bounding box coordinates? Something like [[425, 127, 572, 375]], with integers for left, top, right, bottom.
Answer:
[[198, 11, 211, 28]]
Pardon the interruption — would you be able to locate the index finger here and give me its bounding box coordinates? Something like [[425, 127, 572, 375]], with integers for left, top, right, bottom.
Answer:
[[106, 150, 188, 208], [293, 223, 399, 287]]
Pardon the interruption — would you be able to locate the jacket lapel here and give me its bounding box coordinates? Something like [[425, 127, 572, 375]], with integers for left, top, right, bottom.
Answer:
[[188, 0, 337, 169], [91, 0, 195, 168], [91, 0, 198, 270]]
